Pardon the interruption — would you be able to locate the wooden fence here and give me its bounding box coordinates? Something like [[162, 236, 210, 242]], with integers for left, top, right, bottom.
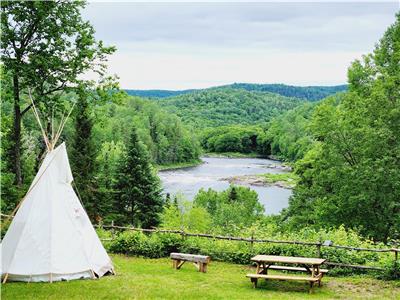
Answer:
[[2, 213, 397, 271], [97, 224, 400, 271]]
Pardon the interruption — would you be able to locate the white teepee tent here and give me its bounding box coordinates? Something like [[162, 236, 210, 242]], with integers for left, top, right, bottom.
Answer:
[[1, 96, 114, 283]]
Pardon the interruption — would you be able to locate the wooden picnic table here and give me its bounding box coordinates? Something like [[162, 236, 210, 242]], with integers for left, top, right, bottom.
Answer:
[[247, 255, 327, 293]]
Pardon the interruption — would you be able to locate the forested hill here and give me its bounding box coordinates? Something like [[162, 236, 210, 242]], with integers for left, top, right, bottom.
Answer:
[[155, 88, 303, 128], [125, 83, 346, 101], [227, 83, 347, 101], [125, 89, 197, 98]]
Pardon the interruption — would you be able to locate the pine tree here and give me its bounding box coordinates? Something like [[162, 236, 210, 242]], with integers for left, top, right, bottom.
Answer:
[[71, 88, 103, 223], [228, 186, 238, 202], [114, 126, 163, 228]]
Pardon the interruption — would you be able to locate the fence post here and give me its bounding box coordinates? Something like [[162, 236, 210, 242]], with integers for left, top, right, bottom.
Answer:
[[393, 248, 399, 262], [111, 220, 115, 240], [250, 231, 254, 254], [180, 226, 186, 242], [316, 242, 322, 258]]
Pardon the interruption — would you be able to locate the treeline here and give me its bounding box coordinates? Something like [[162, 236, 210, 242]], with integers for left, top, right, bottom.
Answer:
[[200, 125, 266, 154], [228, 83, 347, 101], [0, 1, 200, 227], [125, 83, 346, 101], [125, 89, 196, 98], [158, 88, 303, 128], [1, 87, 201, 222], [93, 96, 201, 165], [196, 13, 400, 243], [198, 103, 316, 159], [280, 14, 400, 242]]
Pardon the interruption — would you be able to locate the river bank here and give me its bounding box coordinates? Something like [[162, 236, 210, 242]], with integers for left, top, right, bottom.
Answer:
[[223, 172, 298, 189], [203, 152, 265, 158], [159, 157, 292, 215], [156, 159, 203, 171]]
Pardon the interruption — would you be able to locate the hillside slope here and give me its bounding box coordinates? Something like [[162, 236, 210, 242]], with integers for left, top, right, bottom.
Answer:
[[156, 88, 304, 128], [227, 83, 347, 101], [125, 83, 346, 101]]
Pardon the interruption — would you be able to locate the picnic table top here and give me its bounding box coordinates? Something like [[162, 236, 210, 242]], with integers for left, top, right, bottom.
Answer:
[[251, 255, 326, 266]]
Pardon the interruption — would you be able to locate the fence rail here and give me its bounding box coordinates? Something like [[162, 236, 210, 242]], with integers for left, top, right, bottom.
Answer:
[[97, 224, 399, 271], [2, 213, 397, 271]]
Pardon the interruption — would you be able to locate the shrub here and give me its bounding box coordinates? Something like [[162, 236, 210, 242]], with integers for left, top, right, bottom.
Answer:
[[106, 226, 396, 277], [379, 261, 400, 280]]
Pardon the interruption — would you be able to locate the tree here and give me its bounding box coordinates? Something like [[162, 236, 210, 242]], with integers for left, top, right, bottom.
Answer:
[[1, 1, 115, 185], [284, 13, 400, 242], [194, 186, 264, 232], [70, 87, 103, 223], [114, 127, 163, 228]]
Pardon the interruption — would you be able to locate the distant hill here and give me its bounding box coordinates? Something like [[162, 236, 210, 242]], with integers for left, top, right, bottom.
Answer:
[[125, 89, 196, 98], [156, 87, 304, 128], [125, 83, 347, 101], [227, 83, 347, 101]]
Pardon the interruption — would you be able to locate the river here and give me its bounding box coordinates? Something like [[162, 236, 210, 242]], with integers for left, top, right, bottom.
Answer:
[[159, 157, 292, 215]]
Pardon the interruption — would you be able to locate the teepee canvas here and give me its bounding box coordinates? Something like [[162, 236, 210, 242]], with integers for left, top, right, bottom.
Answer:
[[1, 143, 114, 282], [1, 96, 114, 283]]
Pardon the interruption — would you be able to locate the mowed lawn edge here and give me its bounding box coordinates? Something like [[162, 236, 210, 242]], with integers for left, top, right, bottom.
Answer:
[[2, 255, 400, 300]]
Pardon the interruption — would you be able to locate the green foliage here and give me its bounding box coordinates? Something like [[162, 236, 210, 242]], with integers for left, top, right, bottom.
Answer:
[[379, 261, 400, 280], [260, 172, 299, 188], [201, 125, 264, 154], [70, 88, 104, 223], [126, 89, 195, 98], [160, 195, 212, 233], [284, 14, 400, 242], [126, 83, 347, 101], [158, 88, 303, 128], [113, 126, 163, 227], [1, 0, 115, 186], [194, 186, 264, 232], [93, 96, 201, 165], [259, 102, 316, 160], [228, 83, 347, 101], [106, 224, 393, 274]]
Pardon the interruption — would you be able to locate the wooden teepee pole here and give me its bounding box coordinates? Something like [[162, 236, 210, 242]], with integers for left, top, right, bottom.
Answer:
[[28, 89, 51, 151], [53, 102, 75, 147]]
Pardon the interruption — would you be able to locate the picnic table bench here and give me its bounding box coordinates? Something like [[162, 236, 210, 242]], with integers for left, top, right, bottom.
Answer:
[[246, 255, 327, 293], [170, 253, 210, 273]]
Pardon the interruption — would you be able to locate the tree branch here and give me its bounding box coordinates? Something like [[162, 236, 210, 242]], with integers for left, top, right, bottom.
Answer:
[[21, 103, 33, 116]]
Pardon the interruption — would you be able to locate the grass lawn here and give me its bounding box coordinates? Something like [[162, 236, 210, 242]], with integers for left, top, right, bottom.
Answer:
[[2, 255, 400, 300], [156, 159, 203, 171]]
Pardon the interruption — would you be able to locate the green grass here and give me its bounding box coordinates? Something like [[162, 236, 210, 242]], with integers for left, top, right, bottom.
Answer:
[[260, 172, 299, 188], [156, 160, 203, 171], [204, 152, 263, 158], [2, 255, 400, 300]]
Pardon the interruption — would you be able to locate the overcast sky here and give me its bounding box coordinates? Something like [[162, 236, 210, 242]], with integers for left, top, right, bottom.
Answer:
[[82, 1, 399, 90]]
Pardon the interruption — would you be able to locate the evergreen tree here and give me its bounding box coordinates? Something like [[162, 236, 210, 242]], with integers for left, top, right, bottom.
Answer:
[[70, 88, 103, 223], [165, 193, 171, 207], [114, 126, 163, 228], [228, 186, 238, 202]]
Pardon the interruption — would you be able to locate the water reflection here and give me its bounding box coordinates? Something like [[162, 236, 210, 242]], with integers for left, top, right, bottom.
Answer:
[[159, 157, 292, 215]]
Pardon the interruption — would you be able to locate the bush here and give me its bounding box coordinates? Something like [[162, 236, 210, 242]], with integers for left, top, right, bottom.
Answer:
[[106, 226, 396, 277], [109, 231, 185, 258], [378, 261, 400, 280]]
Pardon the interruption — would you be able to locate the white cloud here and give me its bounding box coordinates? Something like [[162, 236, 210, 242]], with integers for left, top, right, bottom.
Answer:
[[82, 2, 399, 89]]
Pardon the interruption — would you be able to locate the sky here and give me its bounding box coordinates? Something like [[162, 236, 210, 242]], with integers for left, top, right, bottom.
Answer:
[[82, 1, 399, 90]]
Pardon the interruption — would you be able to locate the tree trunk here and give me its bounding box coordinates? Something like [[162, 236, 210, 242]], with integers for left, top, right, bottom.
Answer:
[[12, 74, 23, 186]]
